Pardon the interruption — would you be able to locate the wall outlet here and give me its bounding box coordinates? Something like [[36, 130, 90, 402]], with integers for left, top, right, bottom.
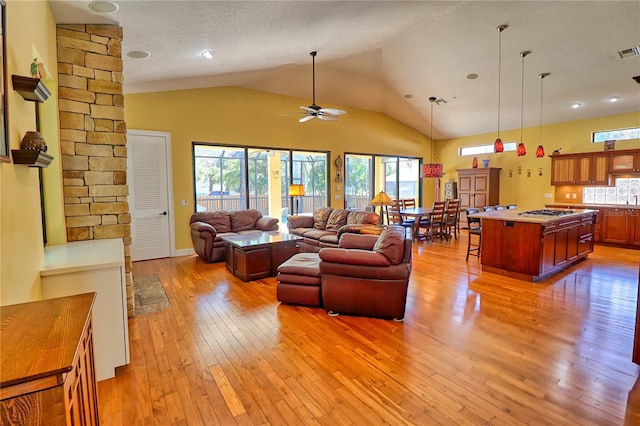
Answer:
[[544, 193, 553, 199], [572, 193, 577, 199], [335, 194, 341, 200], [181, 200, 188, 206], [565, 193, 570, 199]]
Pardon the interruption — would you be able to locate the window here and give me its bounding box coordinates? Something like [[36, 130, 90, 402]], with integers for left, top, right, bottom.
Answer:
[[344, 153, 421, 209], [193, 143, 328, 223], [583, 178, 640, 205], [592, 127, 640, 143], [459, 142, 516, 156]]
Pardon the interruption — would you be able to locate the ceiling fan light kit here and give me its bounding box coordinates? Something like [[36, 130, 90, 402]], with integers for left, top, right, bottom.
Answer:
[[298, 51, 346, 123]]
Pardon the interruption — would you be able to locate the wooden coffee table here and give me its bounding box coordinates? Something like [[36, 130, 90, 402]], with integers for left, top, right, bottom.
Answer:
[[221, 231, 303, 282]]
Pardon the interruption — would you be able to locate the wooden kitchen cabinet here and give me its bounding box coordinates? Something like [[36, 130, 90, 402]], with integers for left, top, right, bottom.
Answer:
[[601, 207, 640, 247], [551, 152, 609, 185], [0, 293, 99, 426], [457, 168, 501, 225], [610, 150, 640, 173]]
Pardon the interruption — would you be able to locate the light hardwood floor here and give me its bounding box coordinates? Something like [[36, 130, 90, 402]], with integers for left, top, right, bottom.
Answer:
[[98, 237, 640, 425]]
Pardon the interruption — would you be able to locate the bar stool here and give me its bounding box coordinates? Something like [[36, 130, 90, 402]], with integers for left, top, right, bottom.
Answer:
[[466, 208, 482, 261]]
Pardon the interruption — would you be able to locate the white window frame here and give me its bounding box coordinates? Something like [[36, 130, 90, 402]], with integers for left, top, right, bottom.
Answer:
[[459, 142, 517, 156], [592, 127, 640, 143]]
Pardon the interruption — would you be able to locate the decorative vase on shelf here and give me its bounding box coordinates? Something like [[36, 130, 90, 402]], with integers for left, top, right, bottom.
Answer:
[[482, 159, 490, 168], [472, 157, 478, 168]]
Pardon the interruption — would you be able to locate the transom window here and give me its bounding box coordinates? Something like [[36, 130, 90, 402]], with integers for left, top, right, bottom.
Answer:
[[459, 142, 517, 156], [592, 127, 640, 143]]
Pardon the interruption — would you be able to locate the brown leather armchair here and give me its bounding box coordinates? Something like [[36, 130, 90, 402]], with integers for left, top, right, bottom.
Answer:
[[318, 226, 412, 321]]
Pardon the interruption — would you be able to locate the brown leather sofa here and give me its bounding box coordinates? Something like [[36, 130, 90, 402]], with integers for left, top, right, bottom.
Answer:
[[277, 225, 412, 320], [190, 209, 279, 263], [286, 207, 379, 252], [320, 226, 412, 320]]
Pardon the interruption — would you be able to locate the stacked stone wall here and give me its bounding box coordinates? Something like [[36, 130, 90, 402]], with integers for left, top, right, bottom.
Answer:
[[56, 25, 134, 316]]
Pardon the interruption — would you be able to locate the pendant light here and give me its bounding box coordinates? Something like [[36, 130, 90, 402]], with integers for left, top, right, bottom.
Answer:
[[536, 73, 550, 158], [517, 50, 531, 156], [421, 97, 444, 178], [494, 24, 508, 153]]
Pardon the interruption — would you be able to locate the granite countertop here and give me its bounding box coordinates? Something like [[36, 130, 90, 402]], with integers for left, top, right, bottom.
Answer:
[[546, 203, 640, 210], [470, 208, 598, 224]]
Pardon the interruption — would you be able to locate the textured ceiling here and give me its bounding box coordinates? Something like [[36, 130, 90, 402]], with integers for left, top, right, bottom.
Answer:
[[49, 0, 640, 140]]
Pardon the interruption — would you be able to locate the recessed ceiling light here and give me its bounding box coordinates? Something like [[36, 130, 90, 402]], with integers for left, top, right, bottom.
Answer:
[[127, 50, 150, 59], [88, 1, 119, 14], [404, 94, 413, 99], [609, 96, 621, 103], [201, 51, 215, 59], [466, 73, 479, 80], [571, 102, 582, 109]]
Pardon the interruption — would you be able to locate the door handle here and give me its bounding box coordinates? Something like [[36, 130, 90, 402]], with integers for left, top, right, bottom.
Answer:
[[159, 211, 167, 216]]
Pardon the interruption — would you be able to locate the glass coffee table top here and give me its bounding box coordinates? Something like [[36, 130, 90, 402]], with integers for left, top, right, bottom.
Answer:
[[220, 231, 303, 248]]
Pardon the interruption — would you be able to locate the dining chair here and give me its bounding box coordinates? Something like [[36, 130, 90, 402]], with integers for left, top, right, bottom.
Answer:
[[444, 199, 461, 239], [403, 198, 416, 209], [466, 208, 482, 261], [388, 203, 414, 229], [420, 201, 446, 241]]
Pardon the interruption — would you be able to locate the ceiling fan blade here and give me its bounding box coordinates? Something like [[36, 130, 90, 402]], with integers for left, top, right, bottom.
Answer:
[[319, 108, 346, 116], [299, 115, 315, 123], [300, 105, 320, 113], [318, 113, 339, 121]]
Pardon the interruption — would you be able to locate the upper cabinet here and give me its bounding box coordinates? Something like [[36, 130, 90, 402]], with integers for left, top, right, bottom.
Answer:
[[610, 151, 640, 174], [551, 152, 609, 185], [551, 149, 640, 186]]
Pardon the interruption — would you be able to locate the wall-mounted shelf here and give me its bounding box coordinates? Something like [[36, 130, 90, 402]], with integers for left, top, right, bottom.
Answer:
[[11, 149, 54, 167], [11, 75, 51, 103]]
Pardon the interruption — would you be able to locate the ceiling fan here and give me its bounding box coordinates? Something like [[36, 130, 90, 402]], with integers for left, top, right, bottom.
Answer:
[[298, 51, 346, 123]]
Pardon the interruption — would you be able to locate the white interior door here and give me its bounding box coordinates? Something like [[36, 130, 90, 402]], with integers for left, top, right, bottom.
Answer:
[[127, 131, 173, 261]]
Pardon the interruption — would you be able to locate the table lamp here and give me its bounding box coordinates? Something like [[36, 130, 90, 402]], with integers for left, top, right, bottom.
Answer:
[[289, 184, 305, 214], [370, 190, 393, 226]]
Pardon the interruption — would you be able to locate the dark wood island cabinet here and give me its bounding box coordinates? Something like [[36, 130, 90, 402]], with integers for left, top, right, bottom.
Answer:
[[473, 209, 597, 281]]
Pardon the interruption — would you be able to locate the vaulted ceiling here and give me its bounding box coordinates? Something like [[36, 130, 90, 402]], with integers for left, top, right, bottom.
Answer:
[[49, 0, 640, 140]]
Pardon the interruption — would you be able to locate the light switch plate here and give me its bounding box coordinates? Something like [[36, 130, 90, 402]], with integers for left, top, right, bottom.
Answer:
[[181, 200, 188, 206]]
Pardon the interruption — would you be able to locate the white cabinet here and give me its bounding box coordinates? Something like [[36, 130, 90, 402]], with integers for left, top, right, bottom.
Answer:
[[41, 238, 130, 381]]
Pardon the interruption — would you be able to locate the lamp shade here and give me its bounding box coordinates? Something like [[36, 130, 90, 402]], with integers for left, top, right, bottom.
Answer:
[[494, 138, 504, 153], [370, 190, 393, 206], [535, 145, 545, 157], [288, 184, 305, 196], [517, 142, 527, 156], [421, 163, 443, 178]]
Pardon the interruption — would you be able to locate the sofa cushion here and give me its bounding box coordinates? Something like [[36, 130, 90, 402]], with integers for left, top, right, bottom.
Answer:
[[277, 253, 321, 276], [313, 207, 334, 230], [339, 233, 378, 250], [326, 209, 350, 232], [347, 210, 379, 225], [319, 248, 391, 267], [302, 229, 336, 240], [373, 226, 406, 265], [193, 211, 231, 232], [255, 216, 279, 231], [230, 209, 262, 231], [319, 234, 339, 245]]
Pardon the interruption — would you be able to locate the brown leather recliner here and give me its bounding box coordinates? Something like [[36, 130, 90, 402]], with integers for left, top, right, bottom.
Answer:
[[319, 226, 412, 321]]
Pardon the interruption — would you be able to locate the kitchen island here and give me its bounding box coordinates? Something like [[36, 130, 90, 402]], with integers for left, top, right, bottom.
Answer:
[[472, 208, 598, 281]]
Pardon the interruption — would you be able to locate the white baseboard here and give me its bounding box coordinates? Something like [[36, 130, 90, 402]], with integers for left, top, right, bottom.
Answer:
[[174, 248, 196, 257]]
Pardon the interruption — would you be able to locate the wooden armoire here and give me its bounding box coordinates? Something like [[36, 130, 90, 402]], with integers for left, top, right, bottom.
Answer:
[[457, 167, 501, 226]]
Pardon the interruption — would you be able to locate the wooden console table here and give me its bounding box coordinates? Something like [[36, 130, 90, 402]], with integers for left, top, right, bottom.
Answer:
[[222, 232, 302, 281], [1, 293, 99, 425]]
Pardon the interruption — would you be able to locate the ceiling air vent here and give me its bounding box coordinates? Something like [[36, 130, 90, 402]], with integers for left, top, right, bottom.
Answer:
[[617, 46, 640, 60]]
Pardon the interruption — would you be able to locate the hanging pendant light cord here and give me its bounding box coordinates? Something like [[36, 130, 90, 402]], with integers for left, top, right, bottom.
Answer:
[[430, 98, 434, 163], [497, 27, 503, 139], [520, 51, 530, 143], [539, 73, 549, 145]]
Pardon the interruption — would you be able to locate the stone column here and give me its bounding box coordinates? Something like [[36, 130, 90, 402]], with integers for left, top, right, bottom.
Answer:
[[56, 25, 134, 316]]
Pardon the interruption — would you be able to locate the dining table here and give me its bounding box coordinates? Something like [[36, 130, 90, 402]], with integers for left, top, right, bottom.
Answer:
[[399, 207, 432, 241]]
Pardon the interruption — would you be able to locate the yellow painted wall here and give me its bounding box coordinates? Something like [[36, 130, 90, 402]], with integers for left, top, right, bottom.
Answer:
[[1, 0, 60, 305], [124, 86, 430, 250], [437, 111, 640, 211]]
